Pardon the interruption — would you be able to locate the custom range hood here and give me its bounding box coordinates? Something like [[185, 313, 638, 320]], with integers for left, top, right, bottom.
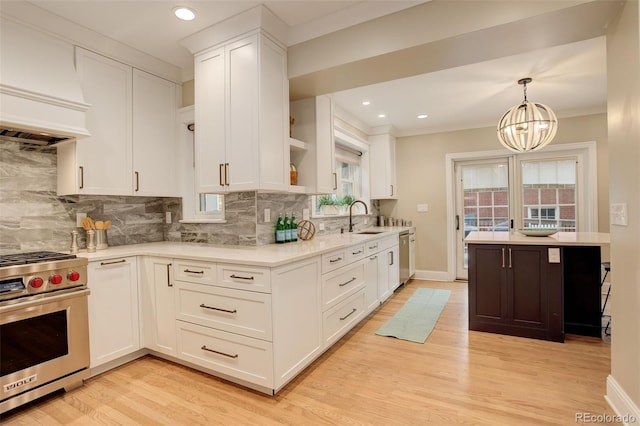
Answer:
[[0, 16, 90, 145]]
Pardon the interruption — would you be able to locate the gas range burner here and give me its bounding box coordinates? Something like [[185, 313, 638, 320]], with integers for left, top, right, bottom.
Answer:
[[0, 251, 77, 267]]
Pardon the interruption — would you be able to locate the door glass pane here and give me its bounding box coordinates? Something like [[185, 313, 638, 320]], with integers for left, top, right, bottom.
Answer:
[[521, 159, 576, 231], [463, 164, 510, 234]]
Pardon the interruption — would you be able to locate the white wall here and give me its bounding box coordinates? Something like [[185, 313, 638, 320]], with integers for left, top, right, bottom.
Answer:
[[606, 0, 640, 418]]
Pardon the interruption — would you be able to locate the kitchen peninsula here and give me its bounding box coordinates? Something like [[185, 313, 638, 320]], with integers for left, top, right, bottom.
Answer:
[[77, 227, 410, 395], [466, 231, 610, 342]]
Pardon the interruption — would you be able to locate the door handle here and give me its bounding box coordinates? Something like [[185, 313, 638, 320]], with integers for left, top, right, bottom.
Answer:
[[134, 171, 139, 192], [79, 166, 84, 189], [224, 163, 229, 186], [219, 163, 224, 187], [390, 185, 394, 196], [501, 248, 505, 269], [332, 172, 337, 190], [167, 263, 173, 287], [455, 215, 460, 230], [508, 247, 513, 269]]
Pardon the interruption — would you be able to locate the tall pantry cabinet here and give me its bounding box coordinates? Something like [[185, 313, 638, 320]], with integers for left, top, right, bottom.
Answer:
[[193, 33, 289, 193]]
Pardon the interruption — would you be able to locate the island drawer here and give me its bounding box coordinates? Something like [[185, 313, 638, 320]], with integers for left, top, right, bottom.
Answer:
[[322, 248, 347, 273], [345, 243, 366, 264], [176, 321, 273, 388], [321, 260, 366, 311], [322, 289, 365, 347], [174, 259, 216, 285], [175, 281, 272, 341], [217, 263, 271, 293]]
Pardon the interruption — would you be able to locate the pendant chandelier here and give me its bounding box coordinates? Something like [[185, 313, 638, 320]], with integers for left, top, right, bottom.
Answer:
[[497, 77, 557, 152]]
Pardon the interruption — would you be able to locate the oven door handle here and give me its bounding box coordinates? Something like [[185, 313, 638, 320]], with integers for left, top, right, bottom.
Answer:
[[0, 288, 25, 295]]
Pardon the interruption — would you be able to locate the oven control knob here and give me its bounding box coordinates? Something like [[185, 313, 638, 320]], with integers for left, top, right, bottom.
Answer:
[[29, 277, 44, 288], [50, 274, 63, 285], [68, 271, 81, 282]]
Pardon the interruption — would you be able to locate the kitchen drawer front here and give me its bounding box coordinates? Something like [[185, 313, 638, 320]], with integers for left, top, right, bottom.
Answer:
[[321, 260, 365, 311], [217, 263, 271, 293], [364, 238, 382, 256], [175, 281, 272, 341], [176, 321, 273, 388], [345, 243, 366, 264], [322, 248, 347, 273], [174, 259, 216, 285], [322, 289, 365, 347], [378, 235, 398, 252]]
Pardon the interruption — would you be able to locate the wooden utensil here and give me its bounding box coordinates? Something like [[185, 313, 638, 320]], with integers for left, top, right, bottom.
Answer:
[[95, 220, 104, 230], [104, 220, 112, 229]]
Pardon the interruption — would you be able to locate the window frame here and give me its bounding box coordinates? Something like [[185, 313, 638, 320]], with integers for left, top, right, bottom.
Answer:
[[311, 128, 371, 218]]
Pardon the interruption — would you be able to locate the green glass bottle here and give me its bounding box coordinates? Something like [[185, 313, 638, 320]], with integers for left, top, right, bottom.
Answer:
[[290, 213, 298, 242], [283, 213, 291, 243], [275, 214, 285, 244]]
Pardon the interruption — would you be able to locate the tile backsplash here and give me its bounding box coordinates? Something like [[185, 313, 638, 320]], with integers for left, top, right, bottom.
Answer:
[[1, 140, 377, 254]]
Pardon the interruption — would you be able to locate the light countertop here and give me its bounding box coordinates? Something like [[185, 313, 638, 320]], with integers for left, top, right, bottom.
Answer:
[[76, 227, 413, 267], [465, 231, 610, 246]]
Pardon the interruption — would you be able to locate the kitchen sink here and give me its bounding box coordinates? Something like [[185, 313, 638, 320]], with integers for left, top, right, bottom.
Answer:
[[355, 231, 384, 234]]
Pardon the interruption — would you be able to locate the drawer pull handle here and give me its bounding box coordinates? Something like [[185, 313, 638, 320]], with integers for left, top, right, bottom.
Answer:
[[340, 308, 357, 321], [167, 263, 172, 287], [329, 257, 343, 263], [200, 304, 237, 314], [100, 259, 126, 266], [230, 274, 254, 281], [339, 277, 357, 287], [201, 345, 238, 359], [369, 256, 377, 260], [184, 269, 205, 274], [368, 244, 378, 250], [352, 249, 363, 255]]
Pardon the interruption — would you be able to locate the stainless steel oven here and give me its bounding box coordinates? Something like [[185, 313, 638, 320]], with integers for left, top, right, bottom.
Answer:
[[0, 252, 90, 414]]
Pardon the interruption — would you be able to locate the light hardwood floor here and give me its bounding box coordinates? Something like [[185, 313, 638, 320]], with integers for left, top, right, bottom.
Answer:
[[2, 280, 615, 425]]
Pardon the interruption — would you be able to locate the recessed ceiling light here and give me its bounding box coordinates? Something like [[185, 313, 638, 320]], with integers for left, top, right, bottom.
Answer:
[[377, 114, 386, 118], [417, 114, 428, 119], [361, 101, 371, 106], [173, 6, 196, 21]]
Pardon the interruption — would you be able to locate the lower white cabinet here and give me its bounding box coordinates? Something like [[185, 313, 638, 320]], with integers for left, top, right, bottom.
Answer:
[[176, 321, 274, 388], [322, 289, 365, 346], [364, 254, 380, 314], [140, 257, 176, 356], [87, 257, 140, 368]]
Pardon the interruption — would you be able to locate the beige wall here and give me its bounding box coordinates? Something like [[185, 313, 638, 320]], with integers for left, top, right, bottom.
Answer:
[[380, 113, 609, 274], [606, 0, 640, 412]]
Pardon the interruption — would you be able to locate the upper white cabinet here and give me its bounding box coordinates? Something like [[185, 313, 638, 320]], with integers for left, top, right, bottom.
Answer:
[[57, 47, 179, 196], [369, 134, 397, 199], [289, 95, 336, 194], [194, 33, 289, 193]]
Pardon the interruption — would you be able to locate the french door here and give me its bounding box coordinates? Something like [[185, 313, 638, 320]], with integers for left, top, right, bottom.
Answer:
[[455, 153, 580, 280]]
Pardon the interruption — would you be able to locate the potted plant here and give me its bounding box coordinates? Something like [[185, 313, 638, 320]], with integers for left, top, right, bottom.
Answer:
[[338, 195, 355, 214], [317, 195, 339, 215]]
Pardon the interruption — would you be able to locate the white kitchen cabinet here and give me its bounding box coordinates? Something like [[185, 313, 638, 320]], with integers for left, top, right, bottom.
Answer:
[[194, 33, 289, 193], [364, 254, 380, 314], [58, 47, 179, 196], [289, 95, 336, 194], [377, 239, 400, 302], [132, 69, 179, 196], [140, 257, 176, 356], [87, 257, 139, 369], [271, 257, 322, 390], [58, 48, 132, 196], [369, 133, 397, 199]]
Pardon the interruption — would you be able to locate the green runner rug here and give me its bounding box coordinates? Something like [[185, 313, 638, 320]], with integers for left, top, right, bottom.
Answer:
[[375, 288, 451, 343]]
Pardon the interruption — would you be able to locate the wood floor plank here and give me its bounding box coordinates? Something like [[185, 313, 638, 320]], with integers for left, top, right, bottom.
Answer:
[[1, 280, 615, 425]]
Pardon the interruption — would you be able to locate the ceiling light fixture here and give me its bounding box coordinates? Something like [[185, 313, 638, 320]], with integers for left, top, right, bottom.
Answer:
[[497, 77, 557, 152], [377, 114, 386, 118], [173, 6, 196, 21], [361, 101, 371, 106], [417, 114, 428, 119]]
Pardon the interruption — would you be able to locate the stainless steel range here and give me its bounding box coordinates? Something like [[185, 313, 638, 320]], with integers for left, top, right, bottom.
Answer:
[[0, 251, 90, 414]]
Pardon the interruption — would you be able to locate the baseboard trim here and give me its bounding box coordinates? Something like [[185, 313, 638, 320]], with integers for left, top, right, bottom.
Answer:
[[412, 269, 455, 282], [605, 375, 640, 425]]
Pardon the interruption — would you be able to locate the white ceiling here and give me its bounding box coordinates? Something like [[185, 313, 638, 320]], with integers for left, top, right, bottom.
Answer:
[[19, 0, 607, 137]]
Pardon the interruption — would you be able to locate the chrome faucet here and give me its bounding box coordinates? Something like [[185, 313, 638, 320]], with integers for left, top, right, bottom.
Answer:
[[348, 200, 369, 232]]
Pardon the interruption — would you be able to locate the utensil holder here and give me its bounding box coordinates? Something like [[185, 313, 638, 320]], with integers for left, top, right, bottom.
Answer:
[[95, 229, 108, 250]]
